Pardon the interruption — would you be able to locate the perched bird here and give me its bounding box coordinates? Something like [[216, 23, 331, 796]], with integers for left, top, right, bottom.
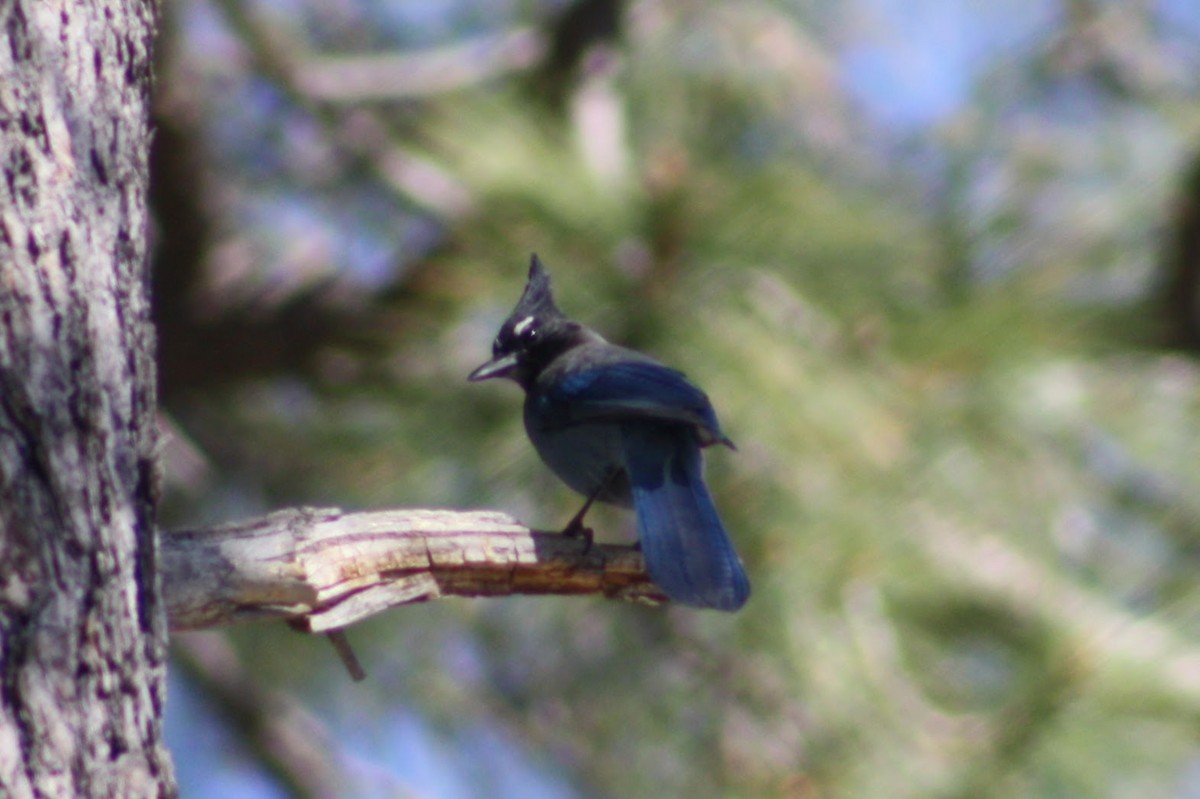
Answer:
[[468, 255, 750, 611]]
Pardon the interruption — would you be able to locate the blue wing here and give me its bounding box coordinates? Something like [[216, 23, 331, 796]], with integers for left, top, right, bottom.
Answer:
[[535, 359, 732, 447], [622, 423, 750, 611]]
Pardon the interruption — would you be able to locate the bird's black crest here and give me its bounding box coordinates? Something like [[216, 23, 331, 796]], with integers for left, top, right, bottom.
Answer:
[[513, 254, 563, 320]]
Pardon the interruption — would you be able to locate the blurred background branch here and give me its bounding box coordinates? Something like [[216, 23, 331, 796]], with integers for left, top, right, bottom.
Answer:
[[293, 28, 546, 102], [173, 632, 353, 799]]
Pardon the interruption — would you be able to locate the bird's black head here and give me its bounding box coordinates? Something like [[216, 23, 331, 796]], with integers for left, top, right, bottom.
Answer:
[[468, 254, 593, 389]]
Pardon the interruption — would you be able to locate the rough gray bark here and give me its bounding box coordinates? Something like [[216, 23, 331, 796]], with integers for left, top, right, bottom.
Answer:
[[0, 2, 174, 797]]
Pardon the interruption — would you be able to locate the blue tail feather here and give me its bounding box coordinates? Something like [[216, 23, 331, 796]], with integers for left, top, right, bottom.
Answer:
[[622, 425, 751, 611]]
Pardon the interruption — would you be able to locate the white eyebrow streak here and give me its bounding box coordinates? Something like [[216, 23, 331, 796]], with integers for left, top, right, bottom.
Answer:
[[512, 316, 535, 336]]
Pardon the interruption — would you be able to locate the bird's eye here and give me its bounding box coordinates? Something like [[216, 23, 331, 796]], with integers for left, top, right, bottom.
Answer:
[[512, 315, 538, 345]]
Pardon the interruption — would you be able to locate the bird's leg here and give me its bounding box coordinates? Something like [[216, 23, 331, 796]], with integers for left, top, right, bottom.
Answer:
[[561, 469, 619, 554], [561, 491, 600, 553]]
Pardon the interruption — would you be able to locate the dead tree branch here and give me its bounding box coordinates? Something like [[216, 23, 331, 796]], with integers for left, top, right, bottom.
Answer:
[[162, 507, 664, 634]]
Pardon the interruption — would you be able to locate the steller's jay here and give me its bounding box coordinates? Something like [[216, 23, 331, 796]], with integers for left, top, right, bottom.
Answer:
[[468, 255, 750, 611]]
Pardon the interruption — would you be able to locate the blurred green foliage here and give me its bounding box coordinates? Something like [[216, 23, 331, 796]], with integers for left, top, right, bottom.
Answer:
[[158, 1, 1200, 797]]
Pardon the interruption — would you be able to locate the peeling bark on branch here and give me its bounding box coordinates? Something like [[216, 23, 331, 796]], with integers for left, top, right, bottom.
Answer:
[[163, 507, 666, 633]]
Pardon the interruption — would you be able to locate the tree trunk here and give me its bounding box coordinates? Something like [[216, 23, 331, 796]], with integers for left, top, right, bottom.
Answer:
[[0, 1, 174, 797]]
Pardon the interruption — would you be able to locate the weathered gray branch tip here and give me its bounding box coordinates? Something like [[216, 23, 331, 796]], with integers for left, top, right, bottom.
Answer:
[[163, 507, 665, 633]]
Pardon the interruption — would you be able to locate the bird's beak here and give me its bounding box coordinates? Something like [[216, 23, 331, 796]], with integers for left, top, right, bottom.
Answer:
[[468, 353, 519, 382]]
